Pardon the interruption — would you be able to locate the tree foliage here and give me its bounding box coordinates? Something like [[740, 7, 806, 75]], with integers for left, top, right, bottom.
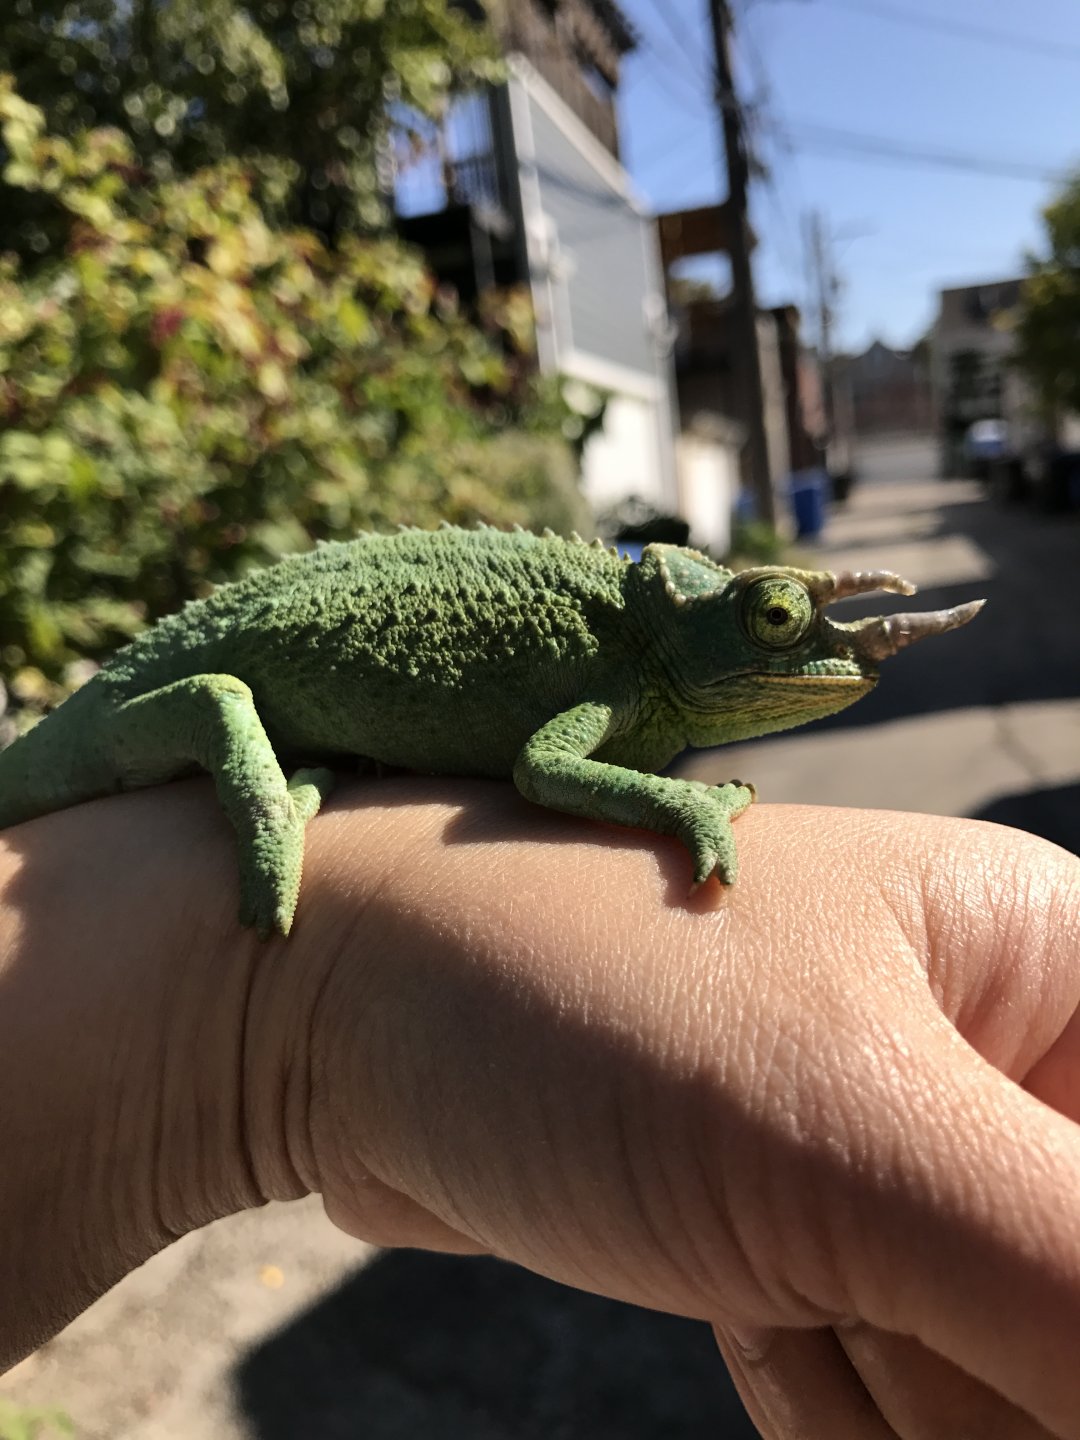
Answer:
[[1014, 173, 1080, 419], [0, 77, 592, 709], [0, 0, 502, 259], [0, 1402, 72, 1440]]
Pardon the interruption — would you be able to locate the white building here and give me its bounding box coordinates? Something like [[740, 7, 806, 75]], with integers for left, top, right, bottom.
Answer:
[[393, 0, 679, 522]]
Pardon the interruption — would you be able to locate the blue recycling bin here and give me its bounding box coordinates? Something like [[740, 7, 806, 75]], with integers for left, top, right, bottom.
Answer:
[[789, 468, 829, 539]]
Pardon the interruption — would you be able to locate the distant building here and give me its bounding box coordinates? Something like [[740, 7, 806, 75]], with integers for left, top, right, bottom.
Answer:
[[930, 278, 1025, 472], [669, 292, 816, 480], [833, 339, 934, 436], [391, 0, 679, 519], [658, 207, 822, 549]]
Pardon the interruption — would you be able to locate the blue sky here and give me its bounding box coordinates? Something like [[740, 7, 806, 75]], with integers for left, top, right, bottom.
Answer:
[[614, 0, 1080, 352]]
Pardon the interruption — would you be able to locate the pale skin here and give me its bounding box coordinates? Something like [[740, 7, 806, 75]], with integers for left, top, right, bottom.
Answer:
[[2, 781, 1080, 1438]]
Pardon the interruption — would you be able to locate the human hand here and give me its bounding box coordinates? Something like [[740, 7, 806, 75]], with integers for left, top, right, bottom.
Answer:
[[295, 787, 1080, 1439], [2, 781, 1080, 1439]]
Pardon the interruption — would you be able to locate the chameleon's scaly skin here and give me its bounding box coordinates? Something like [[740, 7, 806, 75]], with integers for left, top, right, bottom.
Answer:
[[0, 527, 983, 936]]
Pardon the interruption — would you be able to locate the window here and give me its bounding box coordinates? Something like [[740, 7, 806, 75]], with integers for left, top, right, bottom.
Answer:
[[575, 46, 615, 102]]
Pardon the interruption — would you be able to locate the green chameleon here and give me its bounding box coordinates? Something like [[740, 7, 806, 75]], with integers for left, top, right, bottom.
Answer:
[[0, 526, 983, 937]]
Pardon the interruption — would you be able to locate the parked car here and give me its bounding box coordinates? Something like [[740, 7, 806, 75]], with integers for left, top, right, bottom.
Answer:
[[987, 439, 1080, 511], [962, 419, 1009, 478], [1023, 444, 1080, 512]]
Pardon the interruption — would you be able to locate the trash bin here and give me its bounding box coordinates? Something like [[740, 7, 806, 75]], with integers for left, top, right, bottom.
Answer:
[[733, 490, 758, 523], [789, 468, 829, 539]]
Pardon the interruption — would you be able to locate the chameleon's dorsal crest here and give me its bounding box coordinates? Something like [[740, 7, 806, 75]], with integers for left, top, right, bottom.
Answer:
[[644, 544, 732, 606]]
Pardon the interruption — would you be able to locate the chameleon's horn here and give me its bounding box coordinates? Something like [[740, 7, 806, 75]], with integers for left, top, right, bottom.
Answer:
[[848, 599, 986, 661], [820, 570, 918, 602]]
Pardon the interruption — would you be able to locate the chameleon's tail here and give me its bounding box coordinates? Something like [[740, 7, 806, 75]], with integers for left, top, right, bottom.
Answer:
[[0, 682, 118, 829]]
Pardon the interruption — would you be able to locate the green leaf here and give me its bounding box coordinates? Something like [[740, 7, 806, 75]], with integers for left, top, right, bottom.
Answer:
[[0, 68, 588, 706]]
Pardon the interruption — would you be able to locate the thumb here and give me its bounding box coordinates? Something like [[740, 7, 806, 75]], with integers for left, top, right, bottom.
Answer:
[[830, 1019, 1080, 1436]]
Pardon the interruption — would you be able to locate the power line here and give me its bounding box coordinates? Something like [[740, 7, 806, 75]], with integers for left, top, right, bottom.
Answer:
[[644, 0, 708, 75], [758, 171, 811, 290], [631, 3, 815, 298], [811, 0, 1080, 66], [731, 0, 814, 293], [630, 107, 707, 173], [624, 5, 713, 118], [636, 0, 714, 91], [623, 55, 708, 119], [780, 119, 1069, 182]]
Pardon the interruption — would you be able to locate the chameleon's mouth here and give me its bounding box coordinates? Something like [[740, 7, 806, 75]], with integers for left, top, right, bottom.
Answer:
[[754, 671, 870, 684], [750, 671, 875, 699]]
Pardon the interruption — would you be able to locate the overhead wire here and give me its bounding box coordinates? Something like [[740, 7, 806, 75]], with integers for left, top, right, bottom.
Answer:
[[645, 0, 709, 78], [622, 32, 711, 120], [732, 0, 814, 293], [624, 0, 715, 171], [810, 0, 1080, 66], [778, 119, 1068, 182], [743, 0, 1079, 183], [635, 0, 714, 93], [630, 0, 816, 296], [625, 0, 1067, 313]]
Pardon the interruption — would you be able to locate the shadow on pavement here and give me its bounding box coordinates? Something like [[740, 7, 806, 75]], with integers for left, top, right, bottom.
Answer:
[[971, 782, 1080, 857], [233, 1250, 760, 1439], [789, 489, 1080, 735]]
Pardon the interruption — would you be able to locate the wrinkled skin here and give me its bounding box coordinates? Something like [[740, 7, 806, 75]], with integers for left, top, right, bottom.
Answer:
[[2, 780, 1080, 1438]]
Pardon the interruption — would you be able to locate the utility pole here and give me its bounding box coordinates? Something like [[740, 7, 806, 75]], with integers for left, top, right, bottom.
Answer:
[[807, 209, 852, 476], [708, 0, 776, 527], [807, 209, 835, 446]]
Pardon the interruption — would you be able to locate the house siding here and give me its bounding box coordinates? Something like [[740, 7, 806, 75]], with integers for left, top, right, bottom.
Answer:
[[521, 90, 661, 381]]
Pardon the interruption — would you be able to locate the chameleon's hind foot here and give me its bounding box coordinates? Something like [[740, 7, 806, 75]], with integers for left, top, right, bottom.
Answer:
[[289, 767, 336, 825], [110, 675, 337, 939], [238, 767, 337, 939]]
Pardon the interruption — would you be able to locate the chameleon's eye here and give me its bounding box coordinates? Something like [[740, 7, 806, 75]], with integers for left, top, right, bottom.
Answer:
[[742, 576, 814, 650]]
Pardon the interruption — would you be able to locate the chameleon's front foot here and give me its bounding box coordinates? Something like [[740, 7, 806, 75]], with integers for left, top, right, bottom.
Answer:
[[679, 780, 756, 887], [514, 705, 760, 890]]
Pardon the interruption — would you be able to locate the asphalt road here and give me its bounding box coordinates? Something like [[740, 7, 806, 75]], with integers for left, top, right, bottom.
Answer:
[[684, 463, 1080, 857]]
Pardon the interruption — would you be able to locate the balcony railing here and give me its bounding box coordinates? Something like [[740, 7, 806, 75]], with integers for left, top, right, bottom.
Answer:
[[502, 2, 621, 156]]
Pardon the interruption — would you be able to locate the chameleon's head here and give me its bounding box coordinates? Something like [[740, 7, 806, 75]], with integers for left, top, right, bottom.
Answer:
[[630, 545, 984, 748]]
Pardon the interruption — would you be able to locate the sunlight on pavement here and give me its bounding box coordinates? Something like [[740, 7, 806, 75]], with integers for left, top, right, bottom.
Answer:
[[680, 700, 1080, 820]]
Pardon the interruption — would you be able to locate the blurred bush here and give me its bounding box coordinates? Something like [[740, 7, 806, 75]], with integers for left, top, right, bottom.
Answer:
[[1014, 171, 1080, 421], [0, 1402, 72, 1440], [0, 77, 593, 704]]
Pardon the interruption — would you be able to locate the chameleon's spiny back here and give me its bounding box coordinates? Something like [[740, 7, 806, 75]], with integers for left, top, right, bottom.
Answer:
[[98, 526, 634, 697]]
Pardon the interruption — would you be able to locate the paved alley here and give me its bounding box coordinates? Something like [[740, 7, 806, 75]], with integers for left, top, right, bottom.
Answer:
[[683, 464, 1080, 857]]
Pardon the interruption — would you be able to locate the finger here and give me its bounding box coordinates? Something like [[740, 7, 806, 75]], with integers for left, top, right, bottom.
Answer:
[[714, 1323, 898, 1439], [823, 1024, 1080, 1438], [837, 1324, 1058, 1439], [1026, 1005, 1080, 1124]]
